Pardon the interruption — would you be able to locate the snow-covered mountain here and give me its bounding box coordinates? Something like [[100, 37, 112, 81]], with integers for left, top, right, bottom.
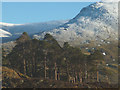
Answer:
[[34, 2, 118, 46], [0, 20, 68, 42], [0, 29, 12, 37], [1, 2, 118, 45]]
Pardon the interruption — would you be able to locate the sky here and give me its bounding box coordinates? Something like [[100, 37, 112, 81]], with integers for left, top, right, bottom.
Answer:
[[2, 2, 99, 24]]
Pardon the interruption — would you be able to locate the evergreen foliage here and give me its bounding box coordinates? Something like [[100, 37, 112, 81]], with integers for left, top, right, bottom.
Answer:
[[3, 32, 115, 88]]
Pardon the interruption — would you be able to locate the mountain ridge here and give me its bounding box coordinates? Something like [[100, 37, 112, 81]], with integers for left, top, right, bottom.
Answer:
[[33, 2, 118, 46], [0, 20, 69, 41]]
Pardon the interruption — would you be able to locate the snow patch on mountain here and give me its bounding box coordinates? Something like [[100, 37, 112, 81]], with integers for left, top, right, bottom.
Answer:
[[34, 2, 118, 46], [0, 29, 12, 37], [0, 22, 22, 27], [0, 20, 68, 42]]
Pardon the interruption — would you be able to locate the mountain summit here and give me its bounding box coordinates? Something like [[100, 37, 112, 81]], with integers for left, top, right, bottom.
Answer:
[[34, 2, 118, 46]]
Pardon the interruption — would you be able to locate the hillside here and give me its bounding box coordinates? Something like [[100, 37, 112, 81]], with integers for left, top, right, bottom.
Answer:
[[2, 33, 118, 88], [2, 66, 29, 88]]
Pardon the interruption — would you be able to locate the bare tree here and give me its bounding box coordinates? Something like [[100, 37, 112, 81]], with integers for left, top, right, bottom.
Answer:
[[43, 50, 47, 79]]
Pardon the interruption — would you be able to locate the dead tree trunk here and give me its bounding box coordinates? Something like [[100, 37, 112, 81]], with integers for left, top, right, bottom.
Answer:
[[96, 63, 99, 82], [23, 59, 26, 75], [34, 58, 37, 77], [57, 67, 60, 80], [79, 72, 82, 83], [33, 53, 36, 77], [44, 56, 47, 79], [28, 60, 32, 77], [32, 56, 35, 77], [97, 71, 99, 82], [85, 64, 87, 79], [55, 62, 57, 80], [23, 47, 26, 75], [73, 77, 75, 83], [66, 62, 70, 82], [30, 61, 33, 77], [75, 72, 78, 82], [25, 60, 28, 75]]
